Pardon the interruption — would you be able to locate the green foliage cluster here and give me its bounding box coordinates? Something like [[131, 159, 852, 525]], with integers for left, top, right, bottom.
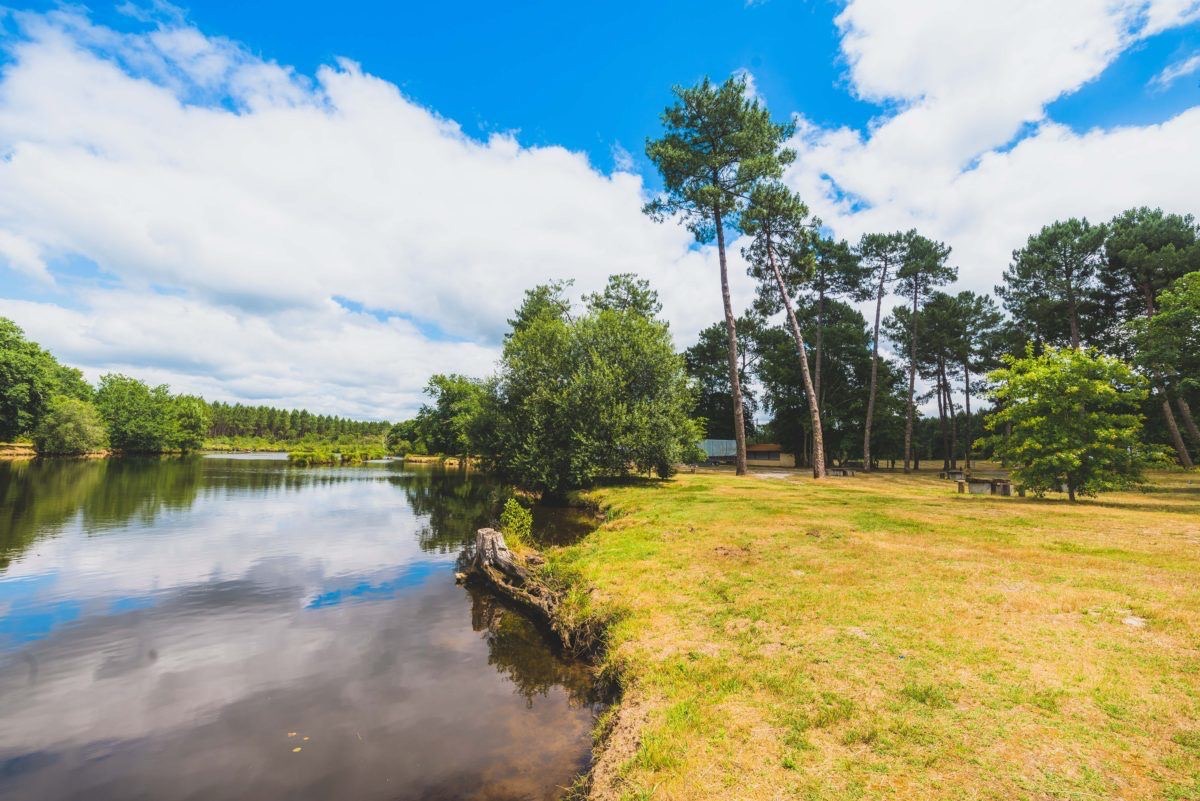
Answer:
[[0, 318, 91, 442], [477, 278, 701, 501], [498, 497, 533, 547], [2, 317, 386, 457], [983, 347, 1159, 501], [286, 444, 388, 466], [32, 396, 109, 455], [92, 375, 211, 454]]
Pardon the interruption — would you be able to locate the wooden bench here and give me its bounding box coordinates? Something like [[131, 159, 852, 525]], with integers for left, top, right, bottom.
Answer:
[[829, 467, 856, 477]]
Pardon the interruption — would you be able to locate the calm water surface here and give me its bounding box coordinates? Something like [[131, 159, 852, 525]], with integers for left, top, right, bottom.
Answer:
[[0, 456, 595, 801]]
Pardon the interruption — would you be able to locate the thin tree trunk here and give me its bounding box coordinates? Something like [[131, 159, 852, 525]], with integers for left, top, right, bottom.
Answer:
[[768, 243, 826, 478], [815, 288, 825, 412], [962, 361, 972, 470], [945, 363, 958, 470], [936, 367, 948, 470], [813, 287, 825, 469], [903, 280, 918, 472], [1176, 395, 1200, 449], [1160, 388, 1194, 468], [863, 263, 888, 471], [715, 209, 747, 476], [1066, 275, 1081, 349]]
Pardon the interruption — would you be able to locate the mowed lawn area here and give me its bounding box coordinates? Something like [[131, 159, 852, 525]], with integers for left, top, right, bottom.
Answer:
[[556, 468, 1200, 800]]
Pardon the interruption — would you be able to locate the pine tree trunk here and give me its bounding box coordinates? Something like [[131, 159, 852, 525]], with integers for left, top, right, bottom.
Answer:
[[1066, 274, 1081, 349], [903, 280, 918, 472], [945, 364, 958, 470], [1160, 389, 1194, 468], [962, 361, 972, 469], [768, 244, 825, 478], [864, 264, 888, 472], [814, 288, 825, 469], [935, 363, 948, 471], [715, 209, 747, 476], [1176, 395, 1200, 449]]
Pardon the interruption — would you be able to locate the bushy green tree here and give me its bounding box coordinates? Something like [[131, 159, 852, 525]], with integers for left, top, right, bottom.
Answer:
[[999, 218, 1106, 349], [413, 374, 488, 455], [32, 396, 109, 455], [172, 395, 212, 452], [1131, 271, 1200, 452], [0, 318, 85, 441], [94, 374, 176, 452], [482, 277, 701, 502], [983, 347, 1157, 501], [643, 75, 795, 476]]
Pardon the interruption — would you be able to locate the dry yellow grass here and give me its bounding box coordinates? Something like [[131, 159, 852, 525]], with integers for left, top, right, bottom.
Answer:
[[551, 468, 1200, 800]]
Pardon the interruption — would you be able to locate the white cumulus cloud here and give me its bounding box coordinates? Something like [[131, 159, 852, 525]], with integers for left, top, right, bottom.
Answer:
[[0, 9, 745, 419]]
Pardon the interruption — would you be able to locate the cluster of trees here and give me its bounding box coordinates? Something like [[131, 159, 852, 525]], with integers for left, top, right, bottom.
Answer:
[[208, 402, 389, 442], [389, 275, 701, 501], [646, 76, 1198, 491], [0, 320, 214, 455], [1, 318, 389, 456]]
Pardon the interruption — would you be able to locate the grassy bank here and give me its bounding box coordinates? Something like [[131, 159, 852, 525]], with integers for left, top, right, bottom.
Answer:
[[550, 468, 1200, 800]]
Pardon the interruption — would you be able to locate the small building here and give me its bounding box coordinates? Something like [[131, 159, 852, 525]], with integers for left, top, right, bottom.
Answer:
[[699, 439, 737, 464], [746, 443, 796, 468]]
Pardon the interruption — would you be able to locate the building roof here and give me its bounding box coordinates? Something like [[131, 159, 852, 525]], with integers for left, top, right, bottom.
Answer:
[[746, 443, 784, 452]]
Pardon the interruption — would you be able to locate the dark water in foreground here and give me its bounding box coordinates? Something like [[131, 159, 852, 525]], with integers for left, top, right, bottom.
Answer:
[[0, 456, 595, 801]]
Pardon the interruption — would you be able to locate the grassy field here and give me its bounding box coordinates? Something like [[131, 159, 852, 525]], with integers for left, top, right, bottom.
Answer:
[[551, 468, 1200, 800]]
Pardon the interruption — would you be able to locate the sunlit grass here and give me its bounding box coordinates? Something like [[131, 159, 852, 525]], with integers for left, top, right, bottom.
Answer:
[[552, 467, 1200, 800]]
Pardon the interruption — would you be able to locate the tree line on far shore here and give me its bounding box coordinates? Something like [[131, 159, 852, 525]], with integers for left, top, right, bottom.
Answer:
[[0, 319, 389, 455]]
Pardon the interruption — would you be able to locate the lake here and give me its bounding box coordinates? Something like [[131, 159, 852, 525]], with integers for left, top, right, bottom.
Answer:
[[0, 455, 596, 801]]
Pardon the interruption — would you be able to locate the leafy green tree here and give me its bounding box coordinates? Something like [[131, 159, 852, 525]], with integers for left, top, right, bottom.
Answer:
[[999, 218, 1106, 350], [32, 396, 109, 455], [414, 374, 488, 455], [854, 232, 908, 470], [482, 278, 700, 502], [1099, 207, 1200, 466], [0, 318, 73, 440], [386, 420, 417, 455], [683, 318, 759, 440], [983, 347, 1158, 501], [94, 374, 176, 452], [172, 395, 211, 452], [1130, 271, 1200, 450], [741, 181, 826, 476], [643, 75, 794, 475], [895, 234, 957, 471]]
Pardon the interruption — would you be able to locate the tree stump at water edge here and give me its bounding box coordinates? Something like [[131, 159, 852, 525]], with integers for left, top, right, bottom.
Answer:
[[460, 528, 593, 657]]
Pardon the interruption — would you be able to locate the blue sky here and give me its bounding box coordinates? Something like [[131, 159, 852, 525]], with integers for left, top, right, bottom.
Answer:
[[0, 1, 1198, 418]]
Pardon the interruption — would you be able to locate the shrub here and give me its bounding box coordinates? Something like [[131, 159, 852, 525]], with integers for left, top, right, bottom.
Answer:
[[499, 497, 533, 546], [33, 396, 108, 455]]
